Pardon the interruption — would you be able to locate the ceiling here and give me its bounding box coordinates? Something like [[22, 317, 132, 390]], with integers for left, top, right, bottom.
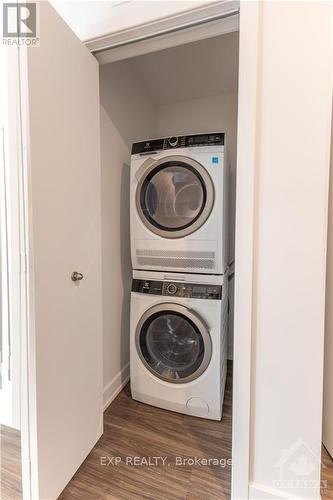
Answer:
[[50, 1, 239, 105], [126, 31, 239, 105], [50, 0, 212, 42]]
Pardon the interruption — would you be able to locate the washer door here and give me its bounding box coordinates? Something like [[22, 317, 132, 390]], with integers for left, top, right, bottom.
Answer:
[[135, 303, 212, 384], [136, 156, 214, 239]]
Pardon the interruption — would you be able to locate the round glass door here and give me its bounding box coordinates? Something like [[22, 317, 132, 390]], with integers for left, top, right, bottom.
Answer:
[[135, 304, 212, 383], [136, 156, 214, 239]]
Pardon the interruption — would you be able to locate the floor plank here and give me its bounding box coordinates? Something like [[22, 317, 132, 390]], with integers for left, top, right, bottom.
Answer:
[[322, 445, 333, 499], [0, 424, 22, 500]]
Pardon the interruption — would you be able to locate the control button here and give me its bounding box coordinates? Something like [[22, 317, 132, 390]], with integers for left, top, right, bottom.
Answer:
[[142, 281, 150, 292], [168, 136, 178, 147], [167, 283, 178, 295]]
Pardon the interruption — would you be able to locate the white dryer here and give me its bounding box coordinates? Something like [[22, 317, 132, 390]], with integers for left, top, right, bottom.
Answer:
[[130, 270, 228, 420], [130, 133, 228, 275]]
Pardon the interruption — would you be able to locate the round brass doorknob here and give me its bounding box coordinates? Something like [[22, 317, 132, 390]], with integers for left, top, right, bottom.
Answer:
[[71, 271, 83, 282]]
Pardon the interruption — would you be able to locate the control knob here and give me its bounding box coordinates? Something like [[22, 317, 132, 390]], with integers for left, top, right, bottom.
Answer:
[[167, 283, 178, 295], [168, 136, 178, 147]]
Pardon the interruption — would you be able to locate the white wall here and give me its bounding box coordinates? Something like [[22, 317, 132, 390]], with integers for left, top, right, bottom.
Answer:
[[156, 93, 238, 357], [99, 61, 156, 408], [236, 2, 332, 498]]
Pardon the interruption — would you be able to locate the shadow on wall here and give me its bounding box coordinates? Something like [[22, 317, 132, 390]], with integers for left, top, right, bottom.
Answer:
[[99, 104, 132, 398], [99, 60, 156, 400], [99, 61, 156, 147], [120, 161, 131, 379]]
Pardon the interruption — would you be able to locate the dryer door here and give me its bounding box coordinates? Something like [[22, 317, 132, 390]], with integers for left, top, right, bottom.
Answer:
[[135, 303, 212, 383], [136, 156, 214, 238]]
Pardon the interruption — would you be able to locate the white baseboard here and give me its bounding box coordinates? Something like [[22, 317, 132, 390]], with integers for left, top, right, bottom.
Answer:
[[249, 482, 320, 500], [103, 363, 130, 411]]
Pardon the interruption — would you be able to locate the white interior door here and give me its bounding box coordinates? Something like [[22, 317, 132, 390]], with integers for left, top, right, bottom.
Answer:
[[20, 2, 103, 498]]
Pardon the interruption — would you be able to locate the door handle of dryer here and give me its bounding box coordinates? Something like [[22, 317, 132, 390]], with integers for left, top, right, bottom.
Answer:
[[135, 157, 157, 181], [186, 307, 210, 333], [164, 274, 186, 282]]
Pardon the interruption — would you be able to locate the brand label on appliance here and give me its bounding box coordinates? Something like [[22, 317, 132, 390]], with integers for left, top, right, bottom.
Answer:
[[212, 156, 219, 164]]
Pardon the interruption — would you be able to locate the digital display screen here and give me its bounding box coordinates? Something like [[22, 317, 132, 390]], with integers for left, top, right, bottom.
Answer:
[[194, 135, 208, 144]]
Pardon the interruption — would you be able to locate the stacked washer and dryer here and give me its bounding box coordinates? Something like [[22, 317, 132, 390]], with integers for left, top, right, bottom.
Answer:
[[130, 133, 229, 420]]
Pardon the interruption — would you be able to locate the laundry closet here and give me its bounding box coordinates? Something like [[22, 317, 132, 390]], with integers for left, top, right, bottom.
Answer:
[[99, 33, 239, 409], [17, 0, 242, 494], [10, 1, 333, 499]]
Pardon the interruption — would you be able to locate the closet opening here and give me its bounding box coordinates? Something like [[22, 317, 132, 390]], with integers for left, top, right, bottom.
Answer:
[[59, 30, 239, 499]]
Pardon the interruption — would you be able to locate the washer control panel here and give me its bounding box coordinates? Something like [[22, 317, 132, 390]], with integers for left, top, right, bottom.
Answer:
[[132, 279, 222, 300], [131, 133, 224, 154]]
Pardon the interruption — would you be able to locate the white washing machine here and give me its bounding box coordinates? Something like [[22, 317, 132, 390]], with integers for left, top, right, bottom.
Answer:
[[130, 133, 229, 275], [130, 270, 228, 420]]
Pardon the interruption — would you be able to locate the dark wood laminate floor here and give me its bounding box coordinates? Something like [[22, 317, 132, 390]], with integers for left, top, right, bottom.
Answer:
[[0, 424, 22, 500], [59, 364, 233, 500], [1, 366, 332, 500], [58, 360, 333, 500], [322, 446, 333, 499]]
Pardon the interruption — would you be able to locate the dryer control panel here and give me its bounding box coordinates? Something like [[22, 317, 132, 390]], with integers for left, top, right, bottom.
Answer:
[[132, 279, 222, 300], [131, 133, 225, 154]]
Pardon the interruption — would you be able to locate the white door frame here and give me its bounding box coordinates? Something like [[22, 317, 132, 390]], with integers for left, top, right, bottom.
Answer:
[[18, 44, 39, 500], [88, 0, 240, 64], [231, 3, 259, 498], [1, 45, 34, 500], [83, 1, 259, 498]]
